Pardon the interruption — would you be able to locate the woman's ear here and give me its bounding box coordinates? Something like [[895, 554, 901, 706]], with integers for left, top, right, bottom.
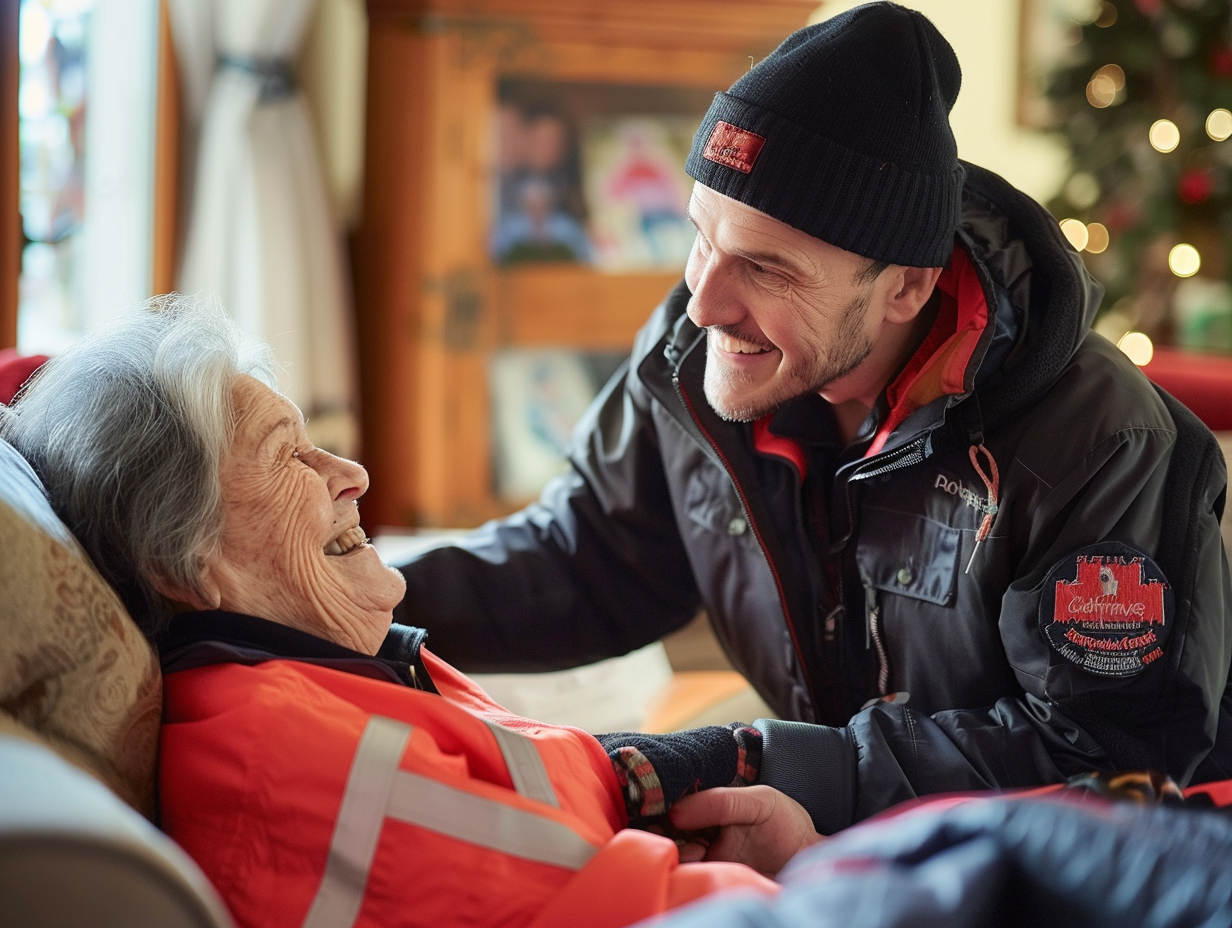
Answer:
[[883, 265, 943, 325], [150, 564, 222, 612]]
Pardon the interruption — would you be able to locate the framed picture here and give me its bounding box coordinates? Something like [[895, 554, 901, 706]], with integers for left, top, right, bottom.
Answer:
[[490, 79, 713, 268], [489, 348, 626, 500], [581, 116, 696, 272], [491, 99, 593, 266], [1017, 0, 1098, 128]]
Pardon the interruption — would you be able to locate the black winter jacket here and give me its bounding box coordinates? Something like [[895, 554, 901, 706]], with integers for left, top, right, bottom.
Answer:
[[396, 163, 1232, 833]]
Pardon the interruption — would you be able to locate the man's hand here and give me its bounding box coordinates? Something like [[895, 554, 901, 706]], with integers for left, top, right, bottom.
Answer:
[[668, 785, 823, 878]]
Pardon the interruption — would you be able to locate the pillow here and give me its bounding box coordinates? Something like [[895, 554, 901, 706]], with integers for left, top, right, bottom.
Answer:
[[0, 439, 161, 818]]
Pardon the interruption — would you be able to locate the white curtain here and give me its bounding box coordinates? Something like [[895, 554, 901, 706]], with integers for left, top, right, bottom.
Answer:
[[168, 0, 359, 457]]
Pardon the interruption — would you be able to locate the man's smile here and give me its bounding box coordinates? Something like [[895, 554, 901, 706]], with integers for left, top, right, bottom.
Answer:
[[711, 329, 776, 357]]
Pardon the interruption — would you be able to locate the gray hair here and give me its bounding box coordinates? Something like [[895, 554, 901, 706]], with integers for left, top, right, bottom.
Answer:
[[0, 294, 278, 638]]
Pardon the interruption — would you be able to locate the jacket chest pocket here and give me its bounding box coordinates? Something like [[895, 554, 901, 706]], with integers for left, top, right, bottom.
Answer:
[[683, 465, 757, 548], [855, 506, 960, 606]]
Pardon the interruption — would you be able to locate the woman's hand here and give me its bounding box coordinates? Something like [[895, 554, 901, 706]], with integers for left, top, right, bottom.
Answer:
[[669, 785, 823, 878]]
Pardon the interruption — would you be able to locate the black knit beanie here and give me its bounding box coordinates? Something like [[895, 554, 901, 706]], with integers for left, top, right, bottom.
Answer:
[[685, 1, 964, 268]]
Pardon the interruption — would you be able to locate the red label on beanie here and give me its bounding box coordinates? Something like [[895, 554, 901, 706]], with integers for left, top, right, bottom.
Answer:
[[702, 121, 766, 174]]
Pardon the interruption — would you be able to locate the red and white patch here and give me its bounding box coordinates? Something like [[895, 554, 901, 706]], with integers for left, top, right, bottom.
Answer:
[[1039, 544, 1172, 677], [702, 121, 767, 174]]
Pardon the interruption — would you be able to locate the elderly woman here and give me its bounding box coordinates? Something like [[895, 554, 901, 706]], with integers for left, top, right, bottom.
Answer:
[[1, 297, 799, 928]]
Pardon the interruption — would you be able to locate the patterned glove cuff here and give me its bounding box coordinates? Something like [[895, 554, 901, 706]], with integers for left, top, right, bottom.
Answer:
[[601, 723, 764, 825]]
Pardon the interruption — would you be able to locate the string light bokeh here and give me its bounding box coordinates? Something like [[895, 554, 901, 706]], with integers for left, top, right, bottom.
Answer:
[[1044, 0, 1232, 357]]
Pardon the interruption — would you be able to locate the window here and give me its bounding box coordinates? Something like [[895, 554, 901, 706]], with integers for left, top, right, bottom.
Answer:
[[17, 0, 158, 354]]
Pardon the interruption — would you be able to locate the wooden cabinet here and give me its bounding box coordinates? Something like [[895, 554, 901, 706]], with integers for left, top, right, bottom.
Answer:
[[352, 0, 815, 529]]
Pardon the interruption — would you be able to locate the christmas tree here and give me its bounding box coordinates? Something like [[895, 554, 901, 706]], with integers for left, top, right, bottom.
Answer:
[[1043, 0, 1232, 351]]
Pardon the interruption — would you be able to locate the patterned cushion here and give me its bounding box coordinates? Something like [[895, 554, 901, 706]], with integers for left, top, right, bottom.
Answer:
[[0, 439, 161, 818]]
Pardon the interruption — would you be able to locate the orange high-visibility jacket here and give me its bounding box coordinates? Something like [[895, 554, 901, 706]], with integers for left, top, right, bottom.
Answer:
[[160, 649, 777, 928]]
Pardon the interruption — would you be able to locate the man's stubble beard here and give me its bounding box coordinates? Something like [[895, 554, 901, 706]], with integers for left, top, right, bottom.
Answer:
[[703, 288, 875, 423]]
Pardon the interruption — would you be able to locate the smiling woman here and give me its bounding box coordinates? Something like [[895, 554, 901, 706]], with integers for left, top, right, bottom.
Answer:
[[0, 294, 781, 928], [185, 374, 406, 655]]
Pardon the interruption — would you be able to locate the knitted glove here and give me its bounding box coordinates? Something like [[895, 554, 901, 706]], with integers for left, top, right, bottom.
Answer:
[[596, 723, 762, 828], [1065, 770, 1186, 805]]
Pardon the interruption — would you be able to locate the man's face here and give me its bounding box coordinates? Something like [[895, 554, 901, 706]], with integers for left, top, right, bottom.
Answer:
[[684, 183, 884, 422]]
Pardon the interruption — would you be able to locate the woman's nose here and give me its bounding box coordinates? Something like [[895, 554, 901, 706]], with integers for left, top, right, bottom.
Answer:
[[325, 453, 369, 502]]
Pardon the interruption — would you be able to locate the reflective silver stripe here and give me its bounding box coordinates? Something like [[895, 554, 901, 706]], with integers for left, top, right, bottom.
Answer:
[[301, 715, 597, 928], [301, 716, 412, 928], [482, 720, 559, 807], [385, 770, 597, 870]]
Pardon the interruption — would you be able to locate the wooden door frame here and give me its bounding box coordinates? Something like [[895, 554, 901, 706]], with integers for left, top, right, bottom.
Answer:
[[152, 0, 180, 296]]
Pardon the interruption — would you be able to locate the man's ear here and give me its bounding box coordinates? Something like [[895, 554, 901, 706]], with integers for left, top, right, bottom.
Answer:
[[150, 563, 222, 612], [882, 266, 943, 325]]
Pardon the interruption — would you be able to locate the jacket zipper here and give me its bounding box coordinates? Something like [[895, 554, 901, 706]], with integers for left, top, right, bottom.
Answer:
[[834, 439, 929, 701], [831, 434, 931, 554], [672, 372, 818, 713], [863, 581, 889, 696]]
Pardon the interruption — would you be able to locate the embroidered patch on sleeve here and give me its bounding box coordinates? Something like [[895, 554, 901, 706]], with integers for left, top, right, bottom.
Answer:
[[702, 121, 767, 174], [1038, 543, 1173, 677]]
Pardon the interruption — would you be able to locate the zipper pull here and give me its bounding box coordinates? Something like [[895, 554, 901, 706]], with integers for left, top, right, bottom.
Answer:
[[964, 443, 1000, 574], [823, 605, 841, 643]]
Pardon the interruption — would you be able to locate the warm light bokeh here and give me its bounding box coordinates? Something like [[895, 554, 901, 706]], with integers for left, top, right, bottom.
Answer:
[[1149, 119, 1180, 153], [1168, 243, 1201, 278], [1060, 218, 1089, 251], [1117, 331, 1154, 366]]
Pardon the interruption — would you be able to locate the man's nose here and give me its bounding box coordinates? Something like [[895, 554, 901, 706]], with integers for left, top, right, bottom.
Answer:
[[687, 259, 742, 329]]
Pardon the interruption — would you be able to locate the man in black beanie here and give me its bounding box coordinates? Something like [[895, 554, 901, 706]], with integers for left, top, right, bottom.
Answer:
[[398, 1, 1232, 869]]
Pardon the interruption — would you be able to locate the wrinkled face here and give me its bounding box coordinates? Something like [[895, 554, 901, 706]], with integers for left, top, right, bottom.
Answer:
[[201, 375, 406, 654], [684, 183, 882, 422]]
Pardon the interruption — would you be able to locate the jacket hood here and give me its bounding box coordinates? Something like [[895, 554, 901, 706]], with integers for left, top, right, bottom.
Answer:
[[955, 162, 1105, 427]]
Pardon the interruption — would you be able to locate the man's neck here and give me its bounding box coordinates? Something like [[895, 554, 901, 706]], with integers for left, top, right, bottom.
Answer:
[[831, 399, 872, 446], [829, 289, 943, 446]]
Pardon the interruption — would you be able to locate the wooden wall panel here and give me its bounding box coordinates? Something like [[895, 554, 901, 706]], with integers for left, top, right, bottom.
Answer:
[[350, 25, 432, 528], [354, 1, 815, 527]]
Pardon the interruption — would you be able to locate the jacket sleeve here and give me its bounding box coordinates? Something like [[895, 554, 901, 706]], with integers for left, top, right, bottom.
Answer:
[[757, 389, 1232, 834], [393, 288, 703, 672]]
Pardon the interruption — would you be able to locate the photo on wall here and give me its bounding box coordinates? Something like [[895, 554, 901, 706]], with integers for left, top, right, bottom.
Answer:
[[490, 102, 592, 266], [489, 349, 626, 500], [581, 116, 697, 272], [489, 79, 714, 271]]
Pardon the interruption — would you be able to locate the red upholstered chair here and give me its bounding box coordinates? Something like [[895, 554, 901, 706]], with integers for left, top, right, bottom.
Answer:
[[0, 349, 50, 406], [1141, 347, 1232, 565], [1141, 347, 1232, 433]]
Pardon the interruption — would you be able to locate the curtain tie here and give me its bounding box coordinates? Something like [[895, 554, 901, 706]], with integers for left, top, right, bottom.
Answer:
[[217, 54, 296, 101]]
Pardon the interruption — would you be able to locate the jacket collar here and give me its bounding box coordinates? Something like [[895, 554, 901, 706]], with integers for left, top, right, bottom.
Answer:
[[158, 610, 437, 692]]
